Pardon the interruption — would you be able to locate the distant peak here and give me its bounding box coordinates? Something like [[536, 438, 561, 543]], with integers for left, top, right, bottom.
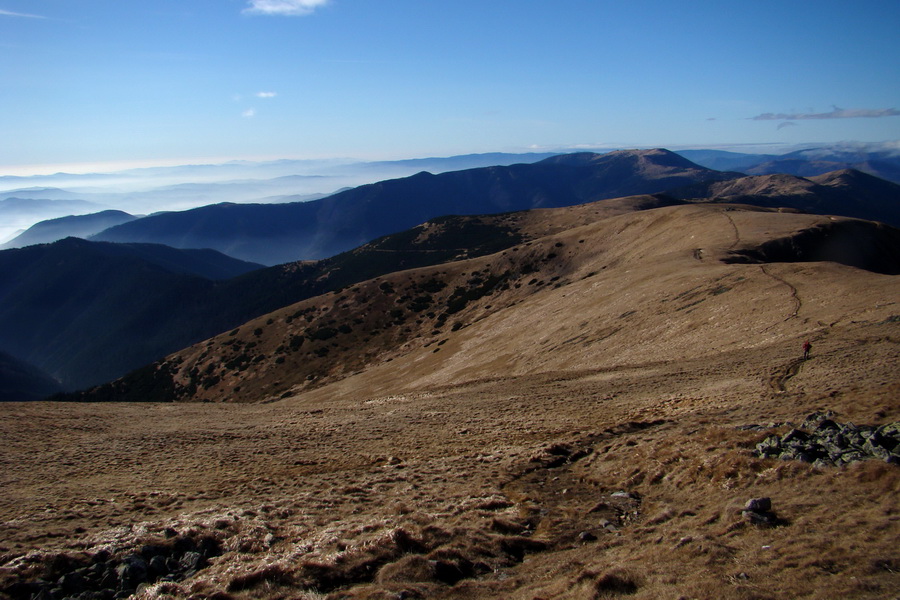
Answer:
[[810, 168, 890, 186], [539, 148, 706, 170]]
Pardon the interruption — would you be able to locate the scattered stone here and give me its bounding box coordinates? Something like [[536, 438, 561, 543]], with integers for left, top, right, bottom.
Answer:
[[599, 518, 619, 533], [610, 491, 635, 499], [578, 531, 597, 542], [741, 497, 780, 527], [753, 412, 900, 467]]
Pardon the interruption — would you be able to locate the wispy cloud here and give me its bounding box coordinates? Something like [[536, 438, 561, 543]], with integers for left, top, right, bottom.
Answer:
[[256, 91, 277, 98], [0, 8, 46, 18], [243, 0, 330, 16], [242, 108, 256, 118], [751, 107, 900, 121]]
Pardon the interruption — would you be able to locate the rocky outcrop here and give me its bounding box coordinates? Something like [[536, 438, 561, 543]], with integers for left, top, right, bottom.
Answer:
[[0, 534, 221, 600], [754, 412, 900, 468]]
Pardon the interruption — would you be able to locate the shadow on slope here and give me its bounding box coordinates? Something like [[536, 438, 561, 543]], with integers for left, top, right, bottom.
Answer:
[[0, 350, 62, 402], [724, 219, 900, 275]]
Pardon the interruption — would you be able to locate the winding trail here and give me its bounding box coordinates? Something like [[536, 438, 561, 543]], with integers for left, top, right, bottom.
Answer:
[[769, 357, 807, 394], [721, 209, 801, 322], [721, 209, 741, 251], [759, 265, 802, 321]]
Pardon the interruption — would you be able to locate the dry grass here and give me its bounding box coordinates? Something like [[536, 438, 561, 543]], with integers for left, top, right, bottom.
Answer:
[[1, 203, 898, 599]]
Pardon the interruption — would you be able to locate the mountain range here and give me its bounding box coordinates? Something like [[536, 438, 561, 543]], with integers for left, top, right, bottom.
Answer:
[[2, 148, 899, 396], [678, 143, 900, 182], [5, 143, 900, 254], [89, 149, 738, 265]]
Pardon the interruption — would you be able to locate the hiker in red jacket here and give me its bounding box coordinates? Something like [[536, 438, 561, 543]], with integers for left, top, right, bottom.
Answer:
[[802, 340, 812, 360]]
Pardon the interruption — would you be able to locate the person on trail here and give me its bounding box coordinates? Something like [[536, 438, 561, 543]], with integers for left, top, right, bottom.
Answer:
[[802, 340, 812, 360]]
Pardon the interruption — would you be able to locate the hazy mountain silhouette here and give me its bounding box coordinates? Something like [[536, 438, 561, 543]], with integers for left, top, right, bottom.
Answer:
[[91, 149, 739, 265], [2, 210, 138, 249], [678, 144, 900, 184], [675, 149, 779, 172]]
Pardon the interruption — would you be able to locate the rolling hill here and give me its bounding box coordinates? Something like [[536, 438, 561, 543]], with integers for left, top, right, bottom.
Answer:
[[0, 194, 677, 394]]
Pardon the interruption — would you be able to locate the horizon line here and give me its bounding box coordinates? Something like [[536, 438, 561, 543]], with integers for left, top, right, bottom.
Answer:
[[2, 140, 895, 178]]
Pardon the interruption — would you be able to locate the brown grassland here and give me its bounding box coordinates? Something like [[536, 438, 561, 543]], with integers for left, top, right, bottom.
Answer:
[[1, 201, 898, 599]]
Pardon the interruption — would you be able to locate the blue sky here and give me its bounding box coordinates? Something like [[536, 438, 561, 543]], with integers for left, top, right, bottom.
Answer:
[[2, 0, 899, 173]]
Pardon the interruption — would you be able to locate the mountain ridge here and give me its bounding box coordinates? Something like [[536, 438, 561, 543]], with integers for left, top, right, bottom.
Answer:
[[1, 209, 138, 249], [91, 149, 738, 264]]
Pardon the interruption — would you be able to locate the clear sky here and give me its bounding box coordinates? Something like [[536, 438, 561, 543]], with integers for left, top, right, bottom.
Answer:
[[2, 0, 899, 174]]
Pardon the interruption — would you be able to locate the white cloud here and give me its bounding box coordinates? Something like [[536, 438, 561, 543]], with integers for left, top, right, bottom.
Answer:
[[752, 107, 900, 121], [256, 91, 277, 98], [0, 9, 46, 18], [243, 0, 330, 16], [242, 108, 256, 118]]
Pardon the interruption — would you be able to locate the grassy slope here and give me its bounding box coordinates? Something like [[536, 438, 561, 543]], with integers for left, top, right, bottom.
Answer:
[[0, 202, 898, 600]]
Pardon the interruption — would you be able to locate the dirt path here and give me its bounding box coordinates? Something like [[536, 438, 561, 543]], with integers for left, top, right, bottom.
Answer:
[[760, 264, 802, 321], [768, 356, 807, 393]]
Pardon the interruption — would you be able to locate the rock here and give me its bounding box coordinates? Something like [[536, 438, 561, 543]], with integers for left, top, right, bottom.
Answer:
[[116, 555, 148, 589], [599, 519, 619, 532], [782, 428, 810, 444], [744, 497, 771, 513], [801, 411, 836, 430], [58, 569, 87, 593], [742, 497, 780, 527], [744, 510, 779, 526], [179, 551, 203, 573], [148, 555, 169, 577], [610, 491, 635, 499], [836, 449, 868, 465], [815, 419, 839, 432], [755, 434, 782, 457]]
